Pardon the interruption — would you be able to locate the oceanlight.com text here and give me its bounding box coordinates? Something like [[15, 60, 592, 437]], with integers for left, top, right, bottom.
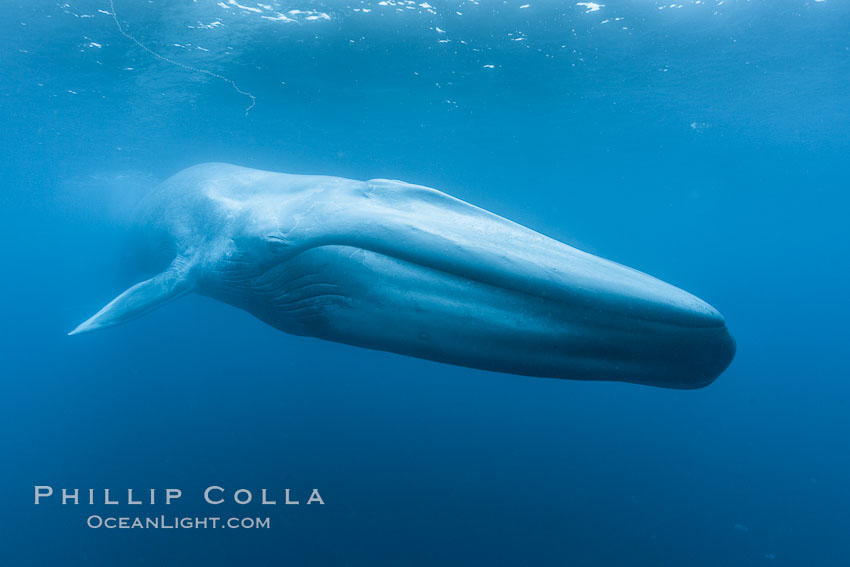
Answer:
[[86, 515, 271, 529]]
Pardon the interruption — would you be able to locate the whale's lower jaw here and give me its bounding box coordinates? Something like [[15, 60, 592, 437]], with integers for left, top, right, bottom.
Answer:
[[205, 244, 735, 389]]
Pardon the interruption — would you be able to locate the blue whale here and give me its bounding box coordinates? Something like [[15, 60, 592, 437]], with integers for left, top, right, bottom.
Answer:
[[70, 163, 735, 389]]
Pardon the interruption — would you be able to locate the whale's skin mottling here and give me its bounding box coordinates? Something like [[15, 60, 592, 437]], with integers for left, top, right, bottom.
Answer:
[[71, 163, 735, 389]]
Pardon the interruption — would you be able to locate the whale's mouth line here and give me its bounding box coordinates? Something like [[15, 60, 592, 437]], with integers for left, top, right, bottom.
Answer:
[[356, 244, 722, 331], [247, 243, 727, 332]]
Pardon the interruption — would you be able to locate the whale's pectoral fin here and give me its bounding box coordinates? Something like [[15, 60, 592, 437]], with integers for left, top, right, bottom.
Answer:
[[68, 265, 193, 336]]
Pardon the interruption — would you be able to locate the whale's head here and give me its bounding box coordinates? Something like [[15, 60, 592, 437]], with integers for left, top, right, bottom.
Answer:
[[540, 262, 736, 389], [70, 163, 735, 389]]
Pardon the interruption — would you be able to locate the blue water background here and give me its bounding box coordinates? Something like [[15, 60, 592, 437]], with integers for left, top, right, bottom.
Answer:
[[1, 1, 849, 565]]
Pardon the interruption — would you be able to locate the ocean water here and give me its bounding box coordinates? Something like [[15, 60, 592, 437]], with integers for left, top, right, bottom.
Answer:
[[2, 0, 849, 565]]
